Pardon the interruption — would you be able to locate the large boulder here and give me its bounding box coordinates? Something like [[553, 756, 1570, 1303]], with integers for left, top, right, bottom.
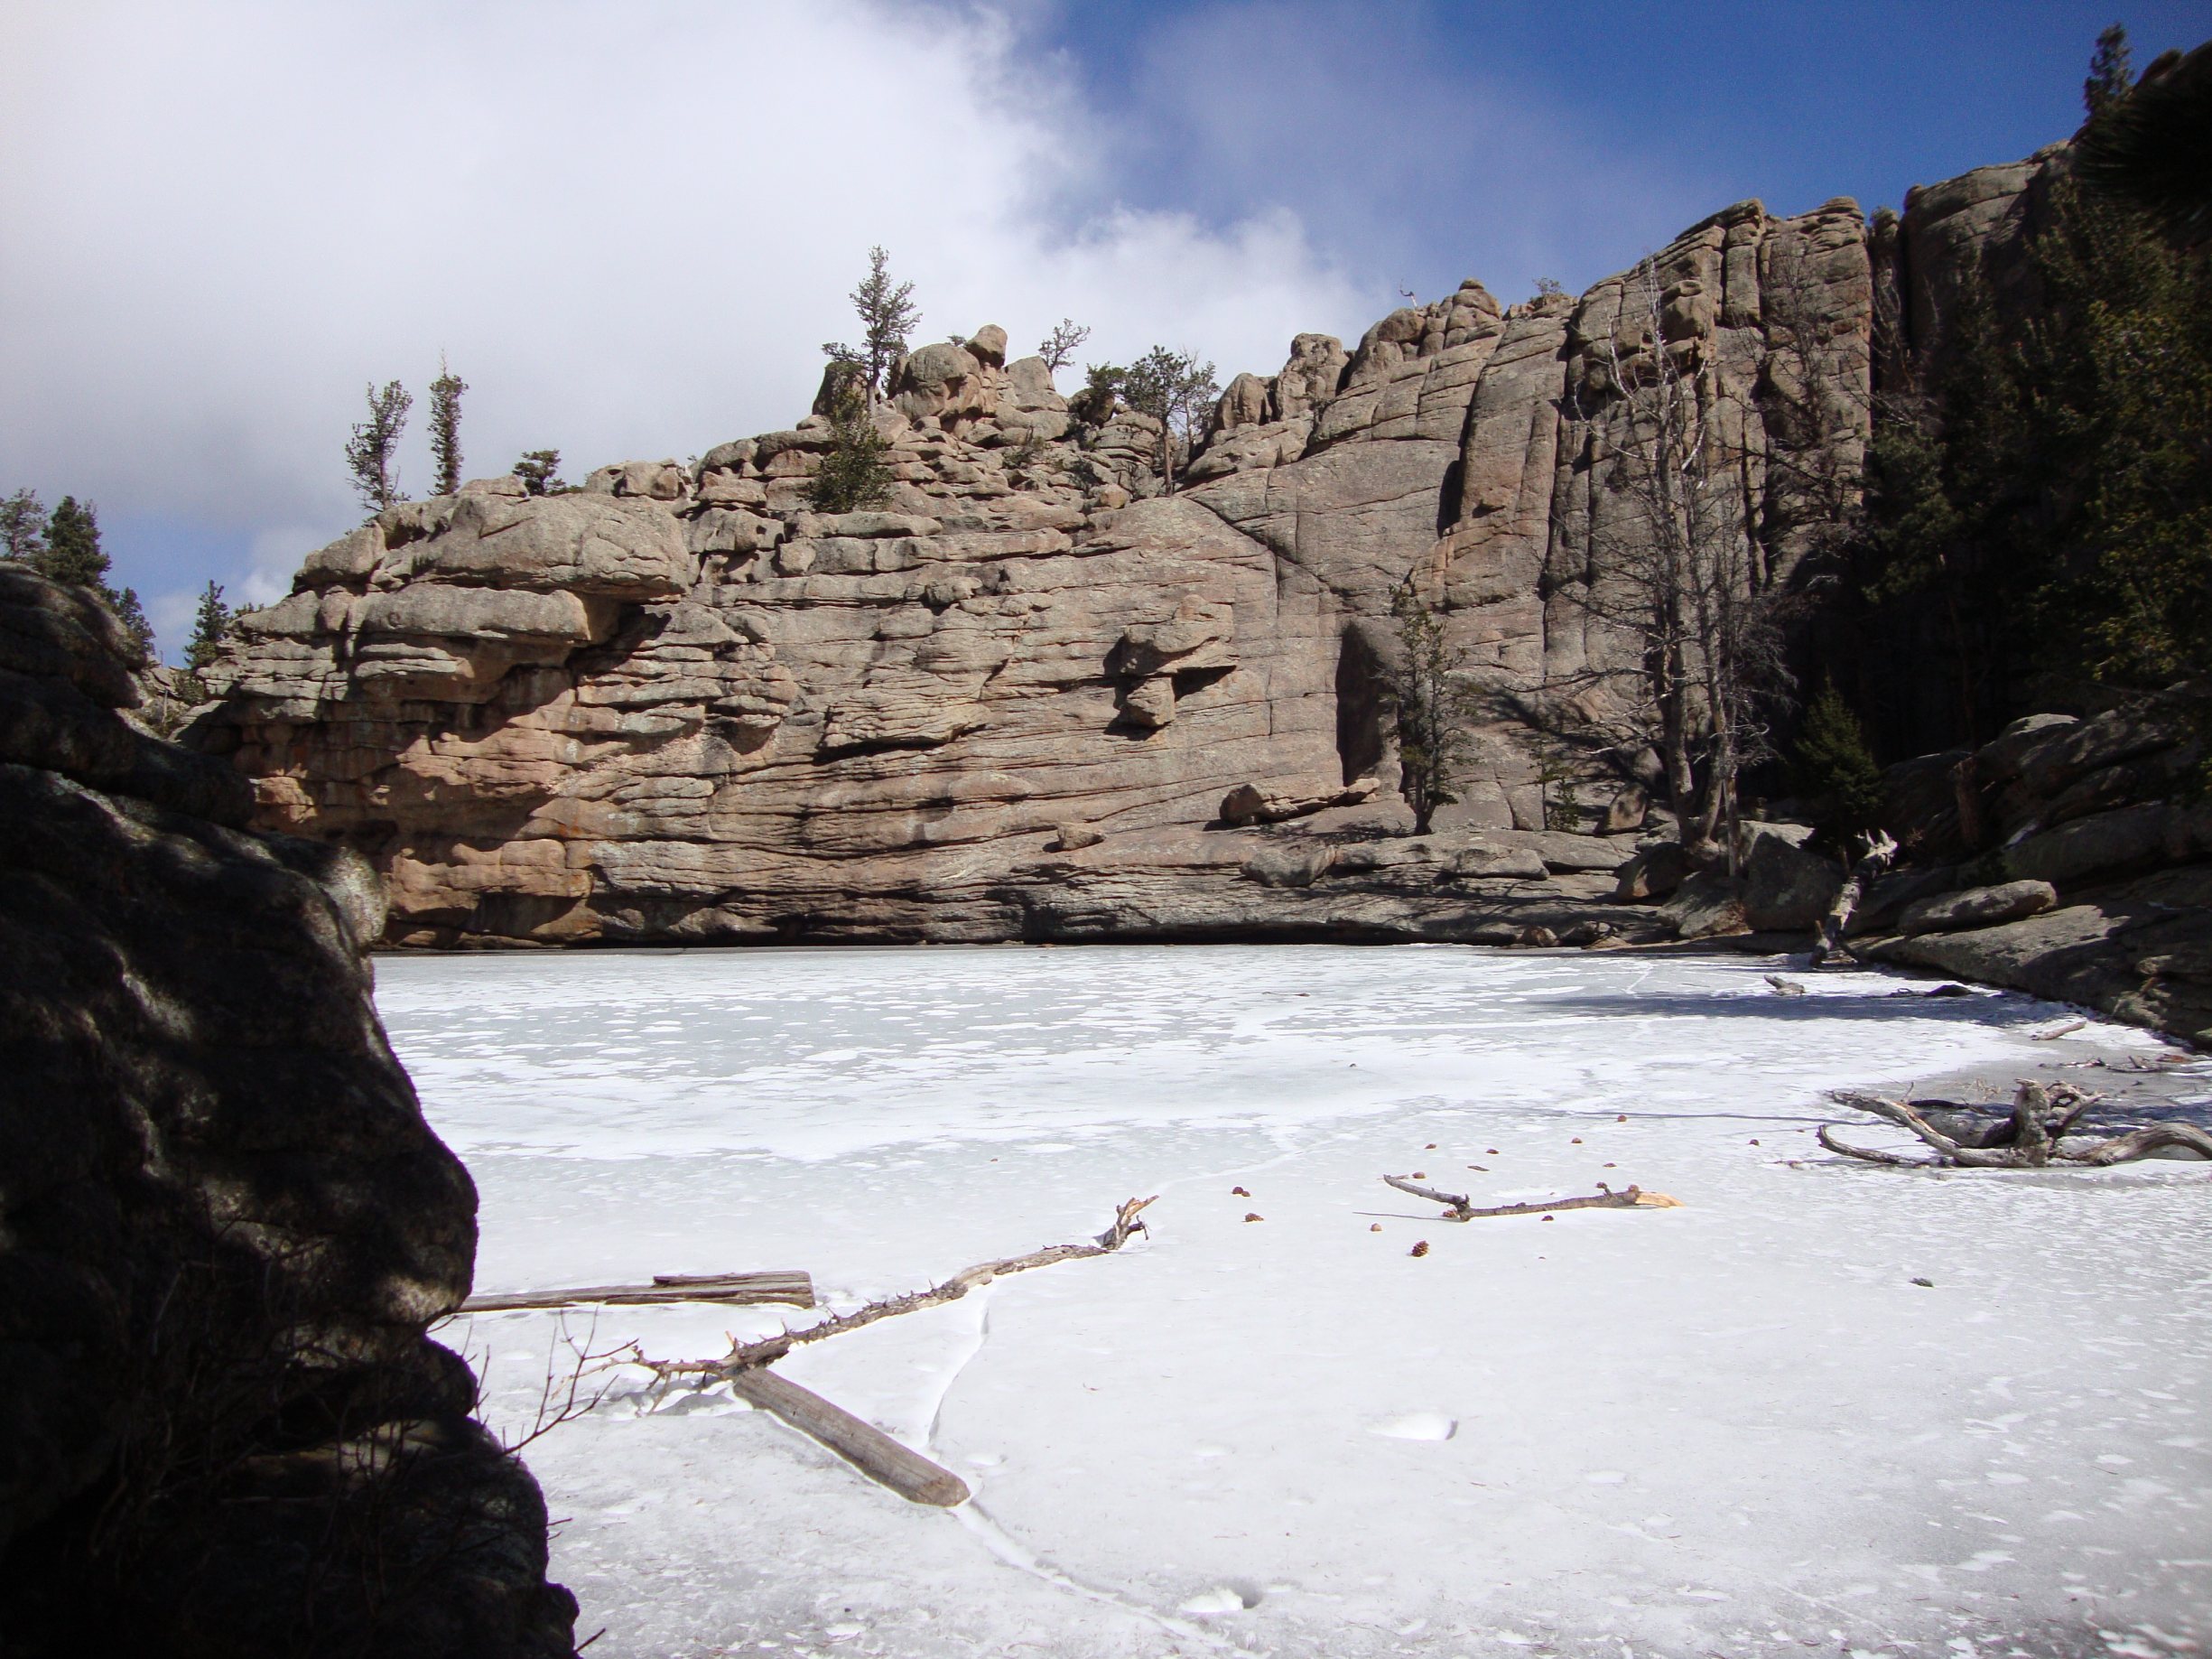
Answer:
[[1659, 871, 1749, 939], [1741, 831, 1842, 931], [1898, 879, 2058, 936], [0, 570, 574, 1655]]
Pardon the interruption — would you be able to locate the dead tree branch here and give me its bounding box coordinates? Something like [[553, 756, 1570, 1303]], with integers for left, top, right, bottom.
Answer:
[[1382, 1176, 1680, 1219], [1820, 1081, 2212, 1168], [460, 1270, 814, 1314], [1811, 828, 1896, 965], [643, 1197, 1156, 1383]]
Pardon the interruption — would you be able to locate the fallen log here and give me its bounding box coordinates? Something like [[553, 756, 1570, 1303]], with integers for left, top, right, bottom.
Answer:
[[1382, 1176, 1681, 1220], [460, 1270, 815, 1314], [1811, 829, 1897, 966], [1819, 1080, 2212, 1168], [730, 1365, 970, 1507]]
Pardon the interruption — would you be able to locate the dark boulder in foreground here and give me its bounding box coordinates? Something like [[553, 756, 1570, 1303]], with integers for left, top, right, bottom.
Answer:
[[0, 569, 574, 1655]]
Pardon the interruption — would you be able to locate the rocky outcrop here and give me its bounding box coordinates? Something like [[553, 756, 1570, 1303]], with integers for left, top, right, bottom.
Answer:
[[0, 568, 574, 1654], [1857, 694, 2211, 1045], [192, 154, 2097, 974]]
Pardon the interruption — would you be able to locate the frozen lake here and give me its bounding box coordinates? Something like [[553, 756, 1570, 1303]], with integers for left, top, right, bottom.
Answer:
[[381, 945, 2212, 1659]]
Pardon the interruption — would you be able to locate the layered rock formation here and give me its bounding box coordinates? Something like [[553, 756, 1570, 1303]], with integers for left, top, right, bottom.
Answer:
[[194, 178, 1924, 951], [188, 142, 2209, 1047], [1854, 694, 2212, 1046], [0, 568, 574, 1655]]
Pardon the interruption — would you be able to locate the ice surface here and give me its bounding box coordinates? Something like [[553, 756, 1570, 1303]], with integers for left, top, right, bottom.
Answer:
[[382, 945, 2212, 1658]]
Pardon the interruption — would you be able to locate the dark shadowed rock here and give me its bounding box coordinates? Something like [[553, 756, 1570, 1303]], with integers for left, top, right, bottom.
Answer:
[[0, 571, 573, 1656], [1899, 879, 2058, 936]]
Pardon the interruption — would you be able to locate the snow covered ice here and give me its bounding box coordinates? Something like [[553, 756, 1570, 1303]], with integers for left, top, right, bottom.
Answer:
[[380, 945, 2212, 1658]]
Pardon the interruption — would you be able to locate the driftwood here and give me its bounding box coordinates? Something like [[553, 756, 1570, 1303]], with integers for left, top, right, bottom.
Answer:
[[624, 1198, 1156, 1505], [1811, 828, 1897, 966], [1820, 1081, 2212, 1168], [1383, 1176, 1681, 1220], [647, 1196, 1157, 1380], [729, 1365, 970, 1506], [460, 1270, 815, 1314]]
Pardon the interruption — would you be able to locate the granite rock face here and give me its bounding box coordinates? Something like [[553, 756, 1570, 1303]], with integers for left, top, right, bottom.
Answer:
[[195, 162, 2061, 958], [0, 568, 575, 1655], [1863, 694, 2211, 1045]]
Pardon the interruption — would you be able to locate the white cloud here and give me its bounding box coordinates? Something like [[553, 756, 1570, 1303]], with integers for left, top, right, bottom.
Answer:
[[0, 0, 1380, 610]]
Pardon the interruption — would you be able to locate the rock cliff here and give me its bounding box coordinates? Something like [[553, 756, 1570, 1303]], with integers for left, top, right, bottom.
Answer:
[[196, 150, 2172, 992], [0, 568, 574, 1654]]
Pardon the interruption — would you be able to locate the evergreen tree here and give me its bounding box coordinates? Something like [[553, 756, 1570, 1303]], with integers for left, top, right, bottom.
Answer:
[[429, 357, 467, 497], [42, 495, 109, 587], [2083, 23, 2133, 117], [108, 585, 153, 666], [186, 580, 233, 671], [807, 377, 896, 513], [1849, 29, 2212, 741], [1, 488, 46, 561], [512, 449, 564, 496], [344, 379, 413, 511], [1793, 678, 1885, 848], [1113, 347, 1219, 493], [821, 247, 920, 403]]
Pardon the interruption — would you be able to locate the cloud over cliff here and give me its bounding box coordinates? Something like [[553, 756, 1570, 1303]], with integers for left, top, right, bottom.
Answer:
[[0, 1, 1377, 618]]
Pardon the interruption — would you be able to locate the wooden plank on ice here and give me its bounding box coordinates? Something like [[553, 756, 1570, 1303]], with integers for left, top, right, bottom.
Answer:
[[460, 1270, 815, 1313], [730, 1365, 971, 1507]]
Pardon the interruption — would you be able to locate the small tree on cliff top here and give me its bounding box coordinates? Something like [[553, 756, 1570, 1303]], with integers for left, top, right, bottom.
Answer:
[[1111, 347, 1219, 494], [186, 580, 233, 673], [2, 489, 48, 561], [345, 379, 413, 512], [822, 247, 920, 404], [808, 373, 897, 513], [1038, 318, 1091, 377], [512, 449, 564, 496], [428, 357, 467, 497]]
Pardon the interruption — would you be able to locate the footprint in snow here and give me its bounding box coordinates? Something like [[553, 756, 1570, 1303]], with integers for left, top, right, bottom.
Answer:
[[1178, 1585, 1260, 1614], [1369, 1412, 1457, 1441]]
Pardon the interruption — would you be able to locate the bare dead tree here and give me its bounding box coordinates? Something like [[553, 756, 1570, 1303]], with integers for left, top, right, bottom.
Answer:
[[1819, 1081, 2212, 1168], [1554, 256, 1792, 868]]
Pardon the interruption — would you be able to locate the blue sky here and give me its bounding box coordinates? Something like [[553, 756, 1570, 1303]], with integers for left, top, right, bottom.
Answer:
[[2, 0, 2204, 658]]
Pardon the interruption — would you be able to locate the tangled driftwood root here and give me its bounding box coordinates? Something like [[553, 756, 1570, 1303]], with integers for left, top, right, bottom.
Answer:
[[1819, 1081, 2212, 1169], [1383, 1176, 1682, 1219]]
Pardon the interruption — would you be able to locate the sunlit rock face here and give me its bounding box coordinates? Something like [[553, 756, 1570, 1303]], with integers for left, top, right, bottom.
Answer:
[[194, 163, 2040, 951], [0, 568, 576, 1655]]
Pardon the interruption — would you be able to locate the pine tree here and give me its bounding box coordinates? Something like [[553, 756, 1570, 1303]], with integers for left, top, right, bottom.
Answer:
[[1113, 347, 1219, 493], [807, 379, 896, 513], [821, 247, 920, 403], [186, 580, 233, 671], [41, 496, 109, 587], [2084, 23, 2133, 118], [1, 488, 46, 561], [108, 586, 153, 667], [344, 379, 413, 511], [1793, 678, 1884, 848], [512, 449, 564, 496], [429, 358, 467, 497]]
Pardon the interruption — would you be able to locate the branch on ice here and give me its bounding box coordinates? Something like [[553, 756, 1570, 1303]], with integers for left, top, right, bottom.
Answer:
[[1818, 1080, 2212, 1168], [1381, 1176, 1681, 1220]]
